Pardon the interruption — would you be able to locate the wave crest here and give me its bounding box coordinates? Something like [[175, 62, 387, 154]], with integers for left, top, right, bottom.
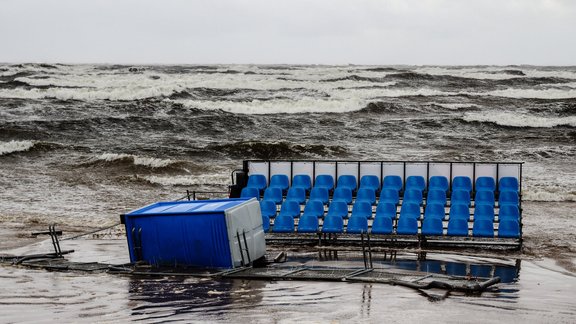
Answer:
[[0, 140, 36, 156], [463, 112, 576, 128]]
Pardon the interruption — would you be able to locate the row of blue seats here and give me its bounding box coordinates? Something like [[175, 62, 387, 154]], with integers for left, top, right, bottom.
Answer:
[[261, 199, 521, 222], [266, 214, 520, 238], [245, 174, 520, 195]]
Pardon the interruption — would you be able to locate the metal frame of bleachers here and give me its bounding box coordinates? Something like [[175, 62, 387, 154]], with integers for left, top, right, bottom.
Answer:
[[230, 159, 524, 251]]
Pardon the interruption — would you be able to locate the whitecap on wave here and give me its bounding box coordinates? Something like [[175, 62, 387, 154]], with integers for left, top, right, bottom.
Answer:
[[0, 140, 35, 156], [463, 112, 576, 128], [96, 153, 174, 168]]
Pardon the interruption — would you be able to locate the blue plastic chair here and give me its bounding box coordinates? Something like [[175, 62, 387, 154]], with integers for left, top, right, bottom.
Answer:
[[360, 175, 380, 193], [426, 189, 447, 206], [286, 187, 306, 205], [322, 215, 344, 233], [422, 218, 443, 236], [474, 205, 495, 221], [303, 200, 325, 218], [263, 187, 283, 205], [356, 188, 376, 205], [379, 188, 400, 206], [327, 201, 349, 218], [452, 176, 472, 192], [499, 177, 519, 193], [403, 189, 423, 205], [260, 200, 277, 219], [475, 190, 495, 207], [498, 219, 520, 238], [337, 175, 357, 193], [269, 174, 289, 192], [400, 203, 421, 219], [297, 215, 319, 233], [382, 175, 403, 193], [273, 215, 294, 233], [499, 191, 519, 207], [424, 203, 445, 219], [262, 215, 270, 232], [473, 219, 494, 237], [314, 174, 335, 192], [396, 216, 418, 235], [279, 200, 301, 218], [371, 216, 393, 235], [476, 177, 496, 192], [499, 205, 519, 221], [405, 176, 426, 192], [292, 174, 312, 192], [375, 202, 397, 220], [351, 201, 373, 219], [429, 176, 449, 192], [449, 204, 470, 221], [309, 187, 329, 205], [447, 218, 469, 236], [246, 174, 267, 192], [332, 187, 353, 204], [451, 190, 471, 207], [347, 216, 368, 234], [241, 187, 260, 200]]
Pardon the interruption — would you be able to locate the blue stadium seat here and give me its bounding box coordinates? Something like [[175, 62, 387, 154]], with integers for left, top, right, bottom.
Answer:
[[303, 200, 325, 218], [337, 175, 358, 193], [260, 200, 277, 219], [241, 187, 260, 200], [427, 189, 447, 206], [360, 175, 380, 193], [428, 176, 449, 192], [351, 201, 373, 219], [322, 215, 344, 233], [371, 216, 393, 235], [314, 174, 335, 192], [292, 174, 312, 192], [262, 215, 270, 232], [263, 187, 283, 205], [498, 219, 520, 238], [475, 190, 495, 207], [476, 177, 496, 192], [297, 215, 319, 233], [499, 177, 519, 193], [269, 174, 290, 192], [449, 204, 470, 220], [498, 205, 520, 221], [246, 174, 267, 192], [403, 189, 423, 205], [451, 190, 471, 207], [421, 218, 443, 236], [452, 176, 472, 192], [473, 219, 494, 237], [382, 175, 403, 193], [379, 188, 400, 206], [309, 187, 329, 205], [279, 200, 301, 218], [326, 201, 349, 218], [286, 187, 306, 205], [355, 188, 376, 205], [332, 187, 353, 204], [405, 176, 426, 192], [375, 202, 397, 220], [347, 216, 368, 234], [273, 215, 294, 233], [424, 203, 445, 219], [396, 216, 419, 235], [474, 205, 495, 221], [499, 191, 519, 207], [400, 203, 421, 219], [447, 218, 469, 236]]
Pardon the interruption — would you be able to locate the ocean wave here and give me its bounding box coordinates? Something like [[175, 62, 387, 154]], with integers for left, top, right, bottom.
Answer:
[[206, 141, 348, 160], [139, 174, 230, 187], [0, 140, 36, 156], [463, 112, 576, 128], [83, 153, 183, 171], [523, 187, 576, 202], [484, 88, 576, 99]]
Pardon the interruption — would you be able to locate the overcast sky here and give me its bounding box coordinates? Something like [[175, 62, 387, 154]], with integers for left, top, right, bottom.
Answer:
[[1, 0, 575, 65]]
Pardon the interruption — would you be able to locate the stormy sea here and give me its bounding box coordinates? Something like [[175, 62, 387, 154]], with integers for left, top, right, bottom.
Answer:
[[1, 63, 575, 322]]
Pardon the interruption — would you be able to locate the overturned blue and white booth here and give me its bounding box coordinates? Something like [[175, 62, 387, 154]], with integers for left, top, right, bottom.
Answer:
[[231, 160, 524, 250], [121, 198, 266, 269]]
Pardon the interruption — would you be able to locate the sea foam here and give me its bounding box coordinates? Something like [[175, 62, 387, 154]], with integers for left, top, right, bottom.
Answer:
[[463, 112, 576, 128], [0, 140, 35, 156]]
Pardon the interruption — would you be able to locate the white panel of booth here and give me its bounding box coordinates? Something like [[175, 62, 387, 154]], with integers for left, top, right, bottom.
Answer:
[[429, 163, 451, 180], [270, 162, 292, 185], [405, 163, 428, 184], [315, 162, 336, 185], [382, 163, 404, 184], [452, 163, 474, 180], [475, 164, 497, 181], [498, 164, 521, 181], [292, 162, 314, 181], [360, 162, 382, 184], [248, 162, 269, 185]]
